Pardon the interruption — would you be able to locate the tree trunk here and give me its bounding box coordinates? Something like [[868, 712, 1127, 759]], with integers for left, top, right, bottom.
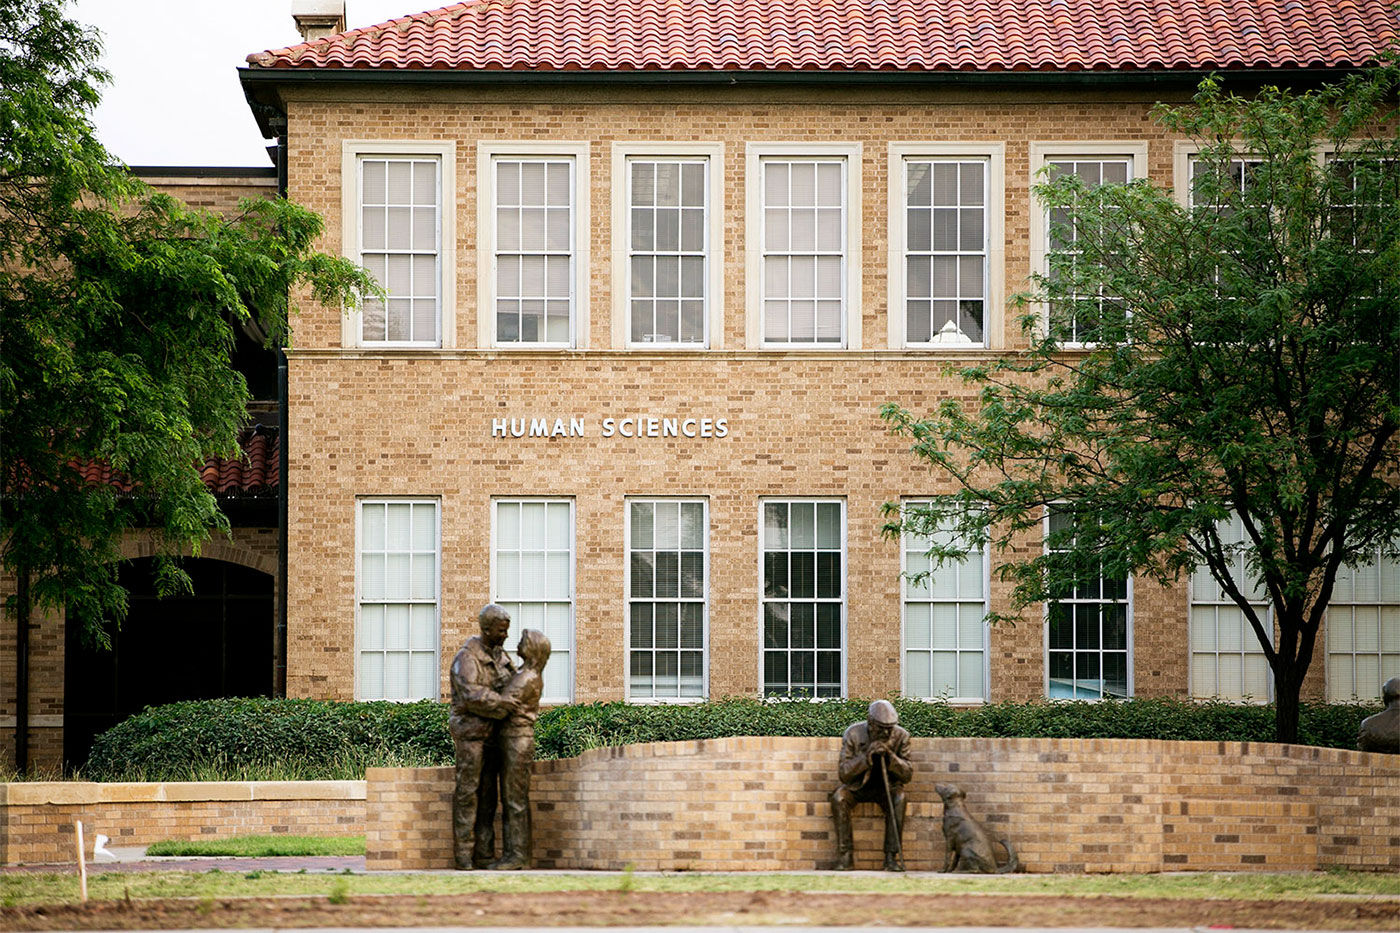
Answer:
[[1273, 665, 1301, 745]]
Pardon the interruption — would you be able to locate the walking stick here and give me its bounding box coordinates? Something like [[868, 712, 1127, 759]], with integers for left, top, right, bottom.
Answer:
[[878, 753, 903, 864]]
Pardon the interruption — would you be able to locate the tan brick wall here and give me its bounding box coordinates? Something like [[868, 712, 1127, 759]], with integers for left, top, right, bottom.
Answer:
[[274, 83, 1347, 706], [365, 737, 1400, 873], [0, 781, 364, 866]]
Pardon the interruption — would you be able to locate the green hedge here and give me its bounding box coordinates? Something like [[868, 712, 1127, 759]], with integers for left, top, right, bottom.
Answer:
[[83, 697, 454, 782], [83, 695, 1378, 782]]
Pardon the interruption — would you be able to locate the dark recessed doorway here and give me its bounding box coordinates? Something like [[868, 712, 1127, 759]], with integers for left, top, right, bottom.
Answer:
[[64, 557, 274, 769]]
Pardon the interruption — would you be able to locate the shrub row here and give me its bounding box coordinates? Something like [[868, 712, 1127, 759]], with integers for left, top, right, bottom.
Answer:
[[83, 695, 1379, 782]]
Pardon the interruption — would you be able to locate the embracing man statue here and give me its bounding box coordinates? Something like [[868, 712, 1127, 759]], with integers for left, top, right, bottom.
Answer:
[[448, 604, 550, 870]]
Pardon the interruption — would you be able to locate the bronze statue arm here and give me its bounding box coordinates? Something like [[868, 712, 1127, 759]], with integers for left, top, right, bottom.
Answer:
[[836, 734, 870, 785], [450, 660, 518, 719], [884, 734, 914, 785]]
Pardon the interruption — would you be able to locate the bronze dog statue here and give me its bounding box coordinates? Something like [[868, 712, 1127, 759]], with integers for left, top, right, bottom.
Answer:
[[935, 783, 1019, 873]]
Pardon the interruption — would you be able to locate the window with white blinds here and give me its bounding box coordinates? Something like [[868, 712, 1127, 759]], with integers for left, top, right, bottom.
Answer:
[[904, 158, 987, 346], [1189, 513, 1272, 701], [628, 158, 708, 346], [359, 158, 440, 344], [902, 504, 987, 701], [1326, 547, 1400, 701], [761, 159, 845, 345], [762, 500, 844, 697], [494, 158, 574, 345], [627, 499, 707, 700], [492, 499, 574, 703], [357, 500, 439, 700]]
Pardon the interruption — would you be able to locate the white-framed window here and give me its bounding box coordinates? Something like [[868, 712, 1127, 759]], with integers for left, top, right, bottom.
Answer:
[[627, 158, 708, 346], [627, 499, 708, 701], [746, 144, 861, 349], [357, 499, 440, 700], [491, 498, 574, 703], [888, 143, 1005, 349], [1326, 546, 1400, 702], [341, 141, 456, 348], [478, 142, 590, 348], [761, 499, 844, 697], [1045, 508, 1132, 699], [1027, 143, 1145, 347], [901, 502, 988, 702], [902, 158, 988, 345], [1327, 156, 1400, 248], [1189, 512, 1273, 701]]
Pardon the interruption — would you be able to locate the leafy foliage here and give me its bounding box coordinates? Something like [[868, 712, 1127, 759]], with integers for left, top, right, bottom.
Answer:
[[80, 696, 1378, 781], [0, 0, 373, 647], [882, 67, 1400, 743]]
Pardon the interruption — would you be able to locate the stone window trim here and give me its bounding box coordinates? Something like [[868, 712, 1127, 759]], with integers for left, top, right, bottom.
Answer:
[[758, 497, 847, 698], [610, 142, 725, 350], [476, 141, 591, 350], [490, 496, 577, 705], [1026, 141, 1148, 347], [624, 497, 710, 704], [886, 142, 1005, 351], [340, 140, 457, 349], [1041, 505, 1135, 701], [899, 498, 990, 704], [745, 142, 863, 350], [354, 497, 441, 702]]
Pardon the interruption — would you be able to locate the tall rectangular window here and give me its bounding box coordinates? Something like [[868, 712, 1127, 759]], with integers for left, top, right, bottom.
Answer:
[[1046, 509, 1131, 699], [358, 500, 439, 700], [359, 158, 439, 344], [628, 158, 708, 346], [902, 505, 987, 701], [1326, 547, 1400, 701], [762, 159, 845, 345], [1044, 157, 1131, 344], [762, 500, 843, 696], [1189, 513, 1272, 700], [627, 499, 707, 700], [493, 499, 573, 703], [904, 158, 987, 346], [494, 158, 574, 345]]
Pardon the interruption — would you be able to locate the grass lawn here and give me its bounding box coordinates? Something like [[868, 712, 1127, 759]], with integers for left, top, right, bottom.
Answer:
[[143, 835, 365, 858], [2, 867, 1398, 907]]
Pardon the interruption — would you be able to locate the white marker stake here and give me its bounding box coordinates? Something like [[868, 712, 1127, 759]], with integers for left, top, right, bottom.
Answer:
[[75, 820, 88, 902]]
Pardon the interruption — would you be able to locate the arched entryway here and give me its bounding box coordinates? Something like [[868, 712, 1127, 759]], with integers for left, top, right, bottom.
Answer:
[[63, 557, 274, 768]]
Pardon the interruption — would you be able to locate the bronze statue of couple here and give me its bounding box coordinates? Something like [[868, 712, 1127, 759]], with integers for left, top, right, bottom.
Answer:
[[449, 604, 551, 870]]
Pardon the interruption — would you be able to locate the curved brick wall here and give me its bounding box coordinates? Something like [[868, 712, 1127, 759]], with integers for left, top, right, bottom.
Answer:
[[366, 737, 1400, 872]]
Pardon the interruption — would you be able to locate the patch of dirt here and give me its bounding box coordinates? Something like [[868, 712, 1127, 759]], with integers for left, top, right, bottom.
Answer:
[[4, 891, 1400, 930]]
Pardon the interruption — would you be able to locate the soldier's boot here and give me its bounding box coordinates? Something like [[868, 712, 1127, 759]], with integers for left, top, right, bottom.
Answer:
[[883, 851, 905, 872], [830, 789, 856, 870]]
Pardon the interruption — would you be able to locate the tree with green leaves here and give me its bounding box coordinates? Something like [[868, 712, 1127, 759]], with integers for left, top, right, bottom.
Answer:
[[0, 1, 371, 672], [882, 68, 1400, 744]]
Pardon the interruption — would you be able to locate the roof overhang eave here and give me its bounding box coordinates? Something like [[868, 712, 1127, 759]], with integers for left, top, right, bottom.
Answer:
[[237, 64, 1372, 139]]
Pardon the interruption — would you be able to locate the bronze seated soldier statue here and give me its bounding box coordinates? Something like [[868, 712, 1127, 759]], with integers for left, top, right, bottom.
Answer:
[[830, 699, 912, 871]]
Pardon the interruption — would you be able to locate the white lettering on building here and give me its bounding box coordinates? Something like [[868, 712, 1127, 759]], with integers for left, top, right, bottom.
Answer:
[[494, 415, 729, 440]]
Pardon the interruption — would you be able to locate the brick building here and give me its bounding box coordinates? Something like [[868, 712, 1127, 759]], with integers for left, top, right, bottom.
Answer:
[[5, 0, 1398, 768]]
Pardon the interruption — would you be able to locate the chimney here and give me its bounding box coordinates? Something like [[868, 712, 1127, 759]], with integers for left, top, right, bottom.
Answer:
[[292, 0, 346, 42]]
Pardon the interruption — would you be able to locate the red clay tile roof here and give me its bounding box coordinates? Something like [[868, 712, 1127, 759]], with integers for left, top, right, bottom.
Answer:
[[74, 427, 279, 498], [247, 0, 1398, 73]]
